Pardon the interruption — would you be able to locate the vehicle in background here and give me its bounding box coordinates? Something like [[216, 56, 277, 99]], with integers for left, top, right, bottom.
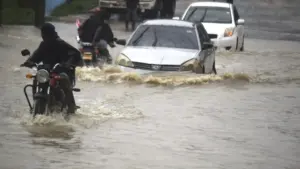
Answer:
[[98, 0, 177, 19], [174, 1, 245, 51], [114, 19, 217, 74]]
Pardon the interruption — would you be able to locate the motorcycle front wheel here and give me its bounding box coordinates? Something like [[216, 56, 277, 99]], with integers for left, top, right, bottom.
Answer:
[[33, 99, 47, 117]]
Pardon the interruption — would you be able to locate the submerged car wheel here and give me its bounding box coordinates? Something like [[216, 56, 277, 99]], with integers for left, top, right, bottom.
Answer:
[[194, 64, 205, 74], [212, 61, 217, 74], [235, 38, 239, 51], [240, 36, 245, 51]]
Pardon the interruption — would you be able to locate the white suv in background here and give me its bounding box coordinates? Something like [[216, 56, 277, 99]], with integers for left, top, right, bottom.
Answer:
[[174, 1, 245, 51]]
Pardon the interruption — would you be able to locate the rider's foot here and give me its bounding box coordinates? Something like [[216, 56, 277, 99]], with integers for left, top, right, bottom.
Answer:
[[107, 56, 113, 64]]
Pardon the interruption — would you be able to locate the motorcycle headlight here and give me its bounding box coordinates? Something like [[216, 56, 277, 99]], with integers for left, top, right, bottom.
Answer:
[[224, 27, 235, 37], [115, 54, 134, 68], [36, 69, 50, 83]]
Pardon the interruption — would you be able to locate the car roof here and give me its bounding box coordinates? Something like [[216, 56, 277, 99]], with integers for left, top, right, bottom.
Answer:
[[189, 1, 231, 8], [142, 19, 195, 28]]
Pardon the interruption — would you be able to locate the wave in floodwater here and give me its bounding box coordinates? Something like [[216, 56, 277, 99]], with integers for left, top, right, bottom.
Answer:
[[19, 96, 144, 130], [76, 66, 251, 86]]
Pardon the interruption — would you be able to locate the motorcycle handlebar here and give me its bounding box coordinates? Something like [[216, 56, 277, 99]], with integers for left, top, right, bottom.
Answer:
[[21, 62, 75, 70], [20, 61, 38, 68]]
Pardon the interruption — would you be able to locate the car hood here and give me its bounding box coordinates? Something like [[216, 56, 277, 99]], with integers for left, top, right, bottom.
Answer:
[[202, 23, 234, 36], [121, 47, 199, 65]]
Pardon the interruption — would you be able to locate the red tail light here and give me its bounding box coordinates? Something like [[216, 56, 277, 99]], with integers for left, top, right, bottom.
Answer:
[[50, 73, 59, 87], [76, 19, 81, 28]]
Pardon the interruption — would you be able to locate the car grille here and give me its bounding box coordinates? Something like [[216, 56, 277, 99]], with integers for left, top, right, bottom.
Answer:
[[132, 62, 180, 71], [132, 62, 152, 69], [208, 34, 218, 39], [161, 65, 181, 71]]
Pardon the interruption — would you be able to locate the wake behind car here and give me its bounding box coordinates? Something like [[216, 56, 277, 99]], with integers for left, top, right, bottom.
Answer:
[[114, 19, 217, 74], [175, 1, 245, 51]]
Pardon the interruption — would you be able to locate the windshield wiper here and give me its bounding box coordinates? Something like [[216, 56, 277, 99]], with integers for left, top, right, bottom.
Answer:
[[132, 27, 150, 45], [186, 8, 208, 23], [186, 8, 197, 21], [199, 8, 208, 22]]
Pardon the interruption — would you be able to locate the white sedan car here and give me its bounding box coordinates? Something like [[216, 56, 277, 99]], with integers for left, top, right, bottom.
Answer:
[[114, 19, 217, 74], [175, 1, 245, 51]]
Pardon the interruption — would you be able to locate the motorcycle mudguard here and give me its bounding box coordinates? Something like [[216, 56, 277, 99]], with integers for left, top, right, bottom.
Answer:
[[33, 93, 47, 100]]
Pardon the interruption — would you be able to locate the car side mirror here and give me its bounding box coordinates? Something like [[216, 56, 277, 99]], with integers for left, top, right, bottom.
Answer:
[[237, 19, 245, 25], [116, 39, 126, 46], [21, 49, 30, 56], [208, 34, 217, 39], [202, 42, 214, 50], [172, 16, 180, 20]]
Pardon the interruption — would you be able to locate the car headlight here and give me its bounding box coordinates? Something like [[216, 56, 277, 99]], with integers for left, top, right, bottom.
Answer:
[[224, 27, 235, 37], [180, 58, 204, 71], [115, 54, 134, 68], [36, 69, 50, 83], [180, 59, 195, 71]]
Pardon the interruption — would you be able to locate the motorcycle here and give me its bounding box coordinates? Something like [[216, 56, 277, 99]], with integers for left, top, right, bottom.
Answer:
[[21, 49, 81, 118], [78, 40, 116, 67], [75, 19, 118, 67]]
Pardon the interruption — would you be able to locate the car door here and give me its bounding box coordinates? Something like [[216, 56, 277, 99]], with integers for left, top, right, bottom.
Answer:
[[232, 5, 243, 47], [197, 23, 215, 73]]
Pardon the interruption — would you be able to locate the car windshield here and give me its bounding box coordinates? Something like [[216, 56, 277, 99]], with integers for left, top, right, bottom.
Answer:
[[127, 25, 199, 50], [183, 6, 232, 24]]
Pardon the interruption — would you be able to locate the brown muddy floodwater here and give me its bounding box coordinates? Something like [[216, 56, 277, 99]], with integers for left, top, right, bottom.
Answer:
[[1, 1, 300, 167]]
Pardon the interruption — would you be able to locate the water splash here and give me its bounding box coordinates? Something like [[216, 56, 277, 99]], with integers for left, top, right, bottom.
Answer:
[[76, 66, 251, 86]]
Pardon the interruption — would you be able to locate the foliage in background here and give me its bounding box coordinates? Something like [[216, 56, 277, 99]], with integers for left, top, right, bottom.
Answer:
[[1, 0, 35, 24], [1, 8, 35, 24], [51, 0, 98, 16]]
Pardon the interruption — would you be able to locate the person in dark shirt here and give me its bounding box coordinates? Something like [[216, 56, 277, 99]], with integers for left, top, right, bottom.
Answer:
[[161, 0, 176, 18], [20, 23, 83, 114], [227, 0, 233, 4], [213, 0, 233, 3], [125, 0, 140, 31], [78, 9, 103, 43]]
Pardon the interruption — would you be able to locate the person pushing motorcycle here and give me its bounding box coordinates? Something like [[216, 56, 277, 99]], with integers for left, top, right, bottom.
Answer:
[[20, 23, 83, 114]]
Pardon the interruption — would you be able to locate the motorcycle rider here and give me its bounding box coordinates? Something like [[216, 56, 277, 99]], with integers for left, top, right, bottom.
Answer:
[[20, 23, 83, 115], [78, 9, 114, 64], [77, 8, 102, 43], [92, 9, 115, 64]]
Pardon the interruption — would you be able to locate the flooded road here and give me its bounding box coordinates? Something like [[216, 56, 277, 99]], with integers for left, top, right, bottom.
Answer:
[[1, 0, 300, 169]]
